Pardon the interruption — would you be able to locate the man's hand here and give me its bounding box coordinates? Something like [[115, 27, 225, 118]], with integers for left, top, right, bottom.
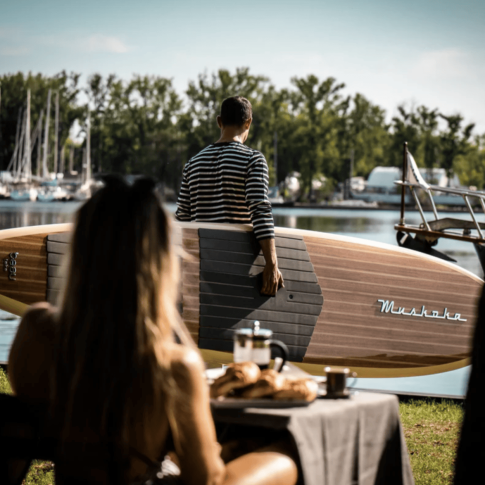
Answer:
[[261, 262, 284, 296], [259, 238, 284, 296]]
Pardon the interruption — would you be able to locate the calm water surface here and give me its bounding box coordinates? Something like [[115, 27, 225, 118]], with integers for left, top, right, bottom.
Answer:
[[1, 201, 480, 397]]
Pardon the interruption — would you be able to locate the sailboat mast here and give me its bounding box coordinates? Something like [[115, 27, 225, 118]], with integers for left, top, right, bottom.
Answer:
[[54, 91, 59, 176], [81, 148, 86, 185], [86, 115, 91, 183], [36, 110, 44, 178], [16, 109, 27, 180], [24, 89, 31, 181], [42, 89, 51, 179], [60, 144, 65, 174], [7, 108, 22, 173], [69, 145, 74, 174]]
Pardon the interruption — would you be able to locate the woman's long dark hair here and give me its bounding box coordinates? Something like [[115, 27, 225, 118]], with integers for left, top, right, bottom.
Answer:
[[52, 176, 192, 449]]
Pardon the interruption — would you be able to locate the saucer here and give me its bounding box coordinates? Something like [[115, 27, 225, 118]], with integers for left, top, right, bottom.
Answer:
[[318, 388, 351, 399]]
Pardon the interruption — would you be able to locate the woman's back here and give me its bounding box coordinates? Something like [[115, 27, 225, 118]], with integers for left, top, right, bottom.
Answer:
[[9, 302, 224, 484]]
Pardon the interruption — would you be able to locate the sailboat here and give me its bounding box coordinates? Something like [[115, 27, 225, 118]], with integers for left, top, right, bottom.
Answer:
[[9, 90, 38, 201]]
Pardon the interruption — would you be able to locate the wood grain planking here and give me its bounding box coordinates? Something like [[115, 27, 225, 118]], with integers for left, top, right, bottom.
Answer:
[[317, 278, 481, 309], [304, 235, 444, 259], [182, 261, 200, 275], [181, 229, 200, 343], [0, 242, 46, 256], [184, 322, 199, 334], [182, 229, 199, 239], [307, 251, 475, 285], [308, 328, 469, 353], [182, 238, 199, 252], [316, 268, 479, 296], [305, 240, 459, 273], [313, 258, 476, 291], [315, 316, 473, 341]]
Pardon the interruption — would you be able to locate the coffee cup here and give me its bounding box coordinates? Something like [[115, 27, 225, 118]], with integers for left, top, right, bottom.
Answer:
[[324, 367, 357, 397]]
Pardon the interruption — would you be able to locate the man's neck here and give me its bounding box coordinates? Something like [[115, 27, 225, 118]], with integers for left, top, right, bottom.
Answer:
[[215, 125, 248, 144], [215, 134, 244, 144]]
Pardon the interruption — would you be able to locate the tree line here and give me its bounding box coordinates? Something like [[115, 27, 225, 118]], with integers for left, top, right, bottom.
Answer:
[[1, 68, 484, 199]]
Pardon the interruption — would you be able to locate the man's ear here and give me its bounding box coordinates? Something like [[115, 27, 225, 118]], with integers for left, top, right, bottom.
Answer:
[[217, 116, 223, 129], [244, 118, 252, 130]]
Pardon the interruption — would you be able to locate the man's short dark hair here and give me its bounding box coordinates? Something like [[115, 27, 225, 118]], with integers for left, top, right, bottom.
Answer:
[[220, 96, 252, 127]]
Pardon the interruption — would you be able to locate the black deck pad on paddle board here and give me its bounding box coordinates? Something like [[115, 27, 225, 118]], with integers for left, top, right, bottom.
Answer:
[[197, 229, 324, 362], [46, 233, 70, 305]]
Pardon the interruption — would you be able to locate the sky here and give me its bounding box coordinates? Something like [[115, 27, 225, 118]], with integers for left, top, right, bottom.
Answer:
[[1, 0, 484, 132]]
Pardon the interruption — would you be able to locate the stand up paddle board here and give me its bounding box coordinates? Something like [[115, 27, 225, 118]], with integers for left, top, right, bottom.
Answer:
[[0, 221, 481, 377]]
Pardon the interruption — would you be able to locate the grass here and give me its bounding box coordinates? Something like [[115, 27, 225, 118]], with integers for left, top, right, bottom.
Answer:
[[400, 399, 464, 484], [0, 367, 465, 485], [0, 367, 55, 485]]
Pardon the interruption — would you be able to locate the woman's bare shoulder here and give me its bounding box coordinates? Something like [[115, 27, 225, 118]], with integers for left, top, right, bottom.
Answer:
[[19, 302, 57, 336], [9, 302, 57, 398], [168, 344, 206, 389]]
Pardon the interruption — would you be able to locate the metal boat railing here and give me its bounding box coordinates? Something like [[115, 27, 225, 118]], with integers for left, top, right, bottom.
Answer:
[[394, 142, 485, 245]]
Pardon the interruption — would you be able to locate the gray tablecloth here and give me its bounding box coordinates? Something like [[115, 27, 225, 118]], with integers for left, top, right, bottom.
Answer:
[[212, 392, 414, 485]]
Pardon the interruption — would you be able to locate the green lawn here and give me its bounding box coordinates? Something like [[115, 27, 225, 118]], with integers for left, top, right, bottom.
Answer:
[[0, 367, 465, 485], [400, 399, 463, 484], [0, 367, 55, 485]]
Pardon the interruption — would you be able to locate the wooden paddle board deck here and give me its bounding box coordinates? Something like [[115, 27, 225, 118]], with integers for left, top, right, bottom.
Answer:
[[0, 222, 482, 377]]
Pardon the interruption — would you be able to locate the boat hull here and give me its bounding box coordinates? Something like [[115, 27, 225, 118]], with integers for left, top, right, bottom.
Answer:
[[0, 222, 481, 377]]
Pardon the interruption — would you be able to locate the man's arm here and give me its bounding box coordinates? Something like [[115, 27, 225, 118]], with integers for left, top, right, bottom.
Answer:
[[259, 238, 284, 296], [246, 152, 283, 295], [175, 164, 192, 221]]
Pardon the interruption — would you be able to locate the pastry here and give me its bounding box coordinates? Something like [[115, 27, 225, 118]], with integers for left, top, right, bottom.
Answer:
[[240, 369, 285, 398], [210, 362, 261, 398], [273, 377, 318, 401]]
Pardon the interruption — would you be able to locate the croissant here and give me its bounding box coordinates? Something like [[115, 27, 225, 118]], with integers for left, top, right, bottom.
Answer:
[[210, 362, 261, 398], [240, 369, 286, 398], [272, 377, 318, 402]]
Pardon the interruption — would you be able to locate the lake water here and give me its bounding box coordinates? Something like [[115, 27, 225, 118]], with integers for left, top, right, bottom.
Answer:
[[1, 200, 481, 398]]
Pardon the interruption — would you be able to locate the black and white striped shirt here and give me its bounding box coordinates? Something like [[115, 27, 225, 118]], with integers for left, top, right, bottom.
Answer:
[[175, 141, 275, 241]]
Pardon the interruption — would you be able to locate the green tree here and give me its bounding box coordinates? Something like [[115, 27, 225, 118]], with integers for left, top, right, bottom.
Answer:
[[439, 113, 475, 182], [344, 93, 390, 177], [387, 105, 421, 167], [453, 135, 485, 189], [85, 74, 183, 190], [415, 106, 439, 176], [289, 75, 346, 199]]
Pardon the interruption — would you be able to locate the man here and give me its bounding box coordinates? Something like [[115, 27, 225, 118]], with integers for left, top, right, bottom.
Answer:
[[175, 96, 283, 296]]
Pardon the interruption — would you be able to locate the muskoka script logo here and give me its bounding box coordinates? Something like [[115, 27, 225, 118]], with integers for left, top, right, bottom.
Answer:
[[377, 299, 467, 322]]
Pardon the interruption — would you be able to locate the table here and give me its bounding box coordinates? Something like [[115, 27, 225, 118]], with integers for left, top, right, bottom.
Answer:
[[212, 392, 414, 485]]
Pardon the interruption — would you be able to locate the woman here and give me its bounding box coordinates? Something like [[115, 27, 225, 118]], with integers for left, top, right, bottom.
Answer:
[[8, 177, 298, 485]]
